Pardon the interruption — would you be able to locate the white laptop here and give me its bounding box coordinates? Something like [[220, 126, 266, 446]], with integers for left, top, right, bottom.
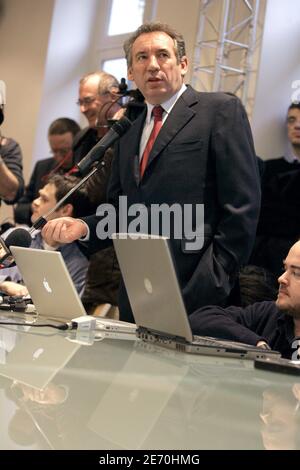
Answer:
[[113, 234, 280, 360], [10, 246, 136, 333], [10, 246, 86, 323]]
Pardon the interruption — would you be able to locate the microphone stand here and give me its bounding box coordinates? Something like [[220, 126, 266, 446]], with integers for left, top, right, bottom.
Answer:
[[29, 160, 105, 234]]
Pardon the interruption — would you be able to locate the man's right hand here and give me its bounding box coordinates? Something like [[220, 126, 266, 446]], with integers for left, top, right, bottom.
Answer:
[[41, 217, 88, 245], [256, 340, 271, 350]]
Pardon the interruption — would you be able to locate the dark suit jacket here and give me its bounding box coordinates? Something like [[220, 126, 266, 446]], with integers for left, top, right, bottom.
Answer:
[[84, 86, 261, 322], [250, 157, 300, 277]]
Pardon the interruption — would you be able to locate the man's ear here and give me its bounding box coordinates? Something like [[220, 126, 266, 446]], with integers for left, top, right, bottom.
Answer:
[[60, 203, 73, 217], [127, 67, 134, 81], [180, 56, 188, 77]]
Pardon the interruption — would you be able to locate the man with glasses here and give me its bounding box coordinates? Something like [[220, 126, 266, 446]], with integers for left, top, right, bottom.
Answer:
[[42, 22, 260, 322], [71, 71, 123, 316], [14, 118, 80, 225], [72, 71, 121, 165]]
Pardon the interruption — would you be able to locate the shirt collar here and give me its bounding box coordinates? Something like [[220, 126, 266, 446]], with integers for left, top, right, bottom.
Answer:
[[145, 83, 187, 124], [283, 141, 300, 163]]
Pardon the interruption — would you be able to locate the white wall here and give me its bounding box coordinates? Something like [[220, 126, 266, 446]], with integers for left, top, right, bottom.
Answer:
[[0, 0, 54, 222], [0, 0, 54, 180], [155, 0, 200, 84], [252, 0, 300, 160], [32, 0, 100, 166]]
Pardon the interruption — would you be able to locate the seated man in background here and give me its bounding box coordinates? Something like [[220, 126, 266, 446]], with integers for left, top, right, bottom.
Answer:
[[14, 118, 81, 225], [251, 102, 300, 278], [0, 86, 24, 207], [0, 174, 96, 296], [190, 240, 300, 359]]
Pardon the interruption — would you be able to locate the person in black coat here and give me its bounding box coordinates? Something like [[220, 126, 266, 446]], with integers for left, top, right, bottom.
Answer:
[[251, 102, 300, 277], [41, 22, 261, 323]]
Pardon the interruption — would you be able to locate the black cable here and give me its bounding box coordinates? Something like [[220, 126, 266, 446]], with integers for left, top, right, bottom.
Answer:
[[0, 320, 69, 330]]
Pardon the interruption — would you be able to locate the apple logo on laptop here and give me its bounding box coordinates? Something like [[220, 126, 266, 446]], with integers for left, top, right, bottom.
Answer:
[[33, 348, 44, 360], [43, 277, 52, 294], [144, 278, 153, 294]]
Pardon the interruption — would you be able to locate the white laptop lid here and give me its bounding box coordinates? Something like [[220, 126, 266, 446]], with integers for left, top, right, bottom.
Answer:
[[10, 246, 86, 322], [113, 234, 193, 342]]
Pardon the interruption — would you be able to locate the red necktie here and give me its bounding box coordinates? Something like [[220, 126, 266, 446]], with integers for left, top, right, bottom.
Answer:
[[140, 105, 163, 178]]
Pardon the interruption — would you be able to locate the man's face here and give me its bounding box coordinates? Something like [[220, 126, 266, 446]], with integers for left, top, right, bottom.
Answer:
[[31, 183, 64, 224], [127, 31, 188, 105], [260, 389, 299, 450], [48, 132, 73, 168], [78, 76, 120, 128], [276, 241, 300, 317], [287, 108, 300, 148]]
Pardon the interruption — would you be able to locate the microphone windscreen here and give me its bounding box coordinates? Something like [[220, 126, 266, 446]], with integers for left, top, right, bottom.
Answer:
[[5, 228, 32, 249]]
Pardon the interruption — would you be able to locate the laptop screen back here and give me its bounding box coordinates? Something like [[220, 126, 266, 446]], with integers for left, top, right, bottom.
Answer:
[[113, 235, 193, 342], [10, 246, 86, 322]]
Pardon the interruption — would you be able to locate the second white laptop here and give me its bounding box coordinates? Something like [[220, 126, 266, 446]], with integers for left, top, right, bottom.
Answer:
[[113, 234, 280, 360], [10, 246, 86, 322], [10, 246, 136, 335]]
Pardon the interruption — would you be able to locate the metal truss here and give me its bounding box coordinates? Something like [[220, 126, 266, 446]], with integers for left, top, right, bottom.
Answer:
[[191, 0, 263, 113]]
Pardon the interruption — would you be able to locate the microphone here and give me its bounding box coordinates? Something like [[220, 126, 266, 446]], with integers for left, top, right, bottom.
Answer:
[[0, 228, 32, 268], [118, 77, 128, 95], [76, 116, 132, 176]]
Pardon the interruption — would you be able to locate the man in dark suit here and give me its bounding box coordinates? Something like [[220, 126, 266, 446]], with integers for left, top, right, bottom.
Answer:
[[42, 22, 261, 323], [14, 118, 80, 225]]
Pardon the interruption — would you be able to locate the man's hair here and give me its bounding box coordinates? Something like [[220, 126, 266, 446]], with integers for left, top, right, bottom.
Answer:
[[48, 174, 96, 218], [79, 71, 119, 96], [48, 118, 80, 137], [288, 102, 300, 112], [123, 22, 186, 67]]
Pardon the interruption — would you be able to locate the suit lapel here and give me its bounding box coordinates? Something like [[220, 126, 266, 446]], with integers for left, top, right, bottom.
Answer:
[[145, 87, 198, 170]]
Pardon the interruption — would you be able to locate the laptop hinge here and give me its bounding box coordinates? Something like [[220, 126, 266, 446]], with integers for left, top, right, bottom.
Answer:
[[137, 326, 186, 344]]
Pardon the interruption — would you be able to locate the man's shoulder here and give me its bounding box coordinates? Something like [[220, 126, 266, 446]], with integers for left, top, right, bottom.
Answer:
[[264, 157, 289, 169], [263, 157, 298, 179], [249, 300, 278, 314], [185, 86, 239, 101], [33, 157, 55, 170], [226, 300, 278, 317]]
